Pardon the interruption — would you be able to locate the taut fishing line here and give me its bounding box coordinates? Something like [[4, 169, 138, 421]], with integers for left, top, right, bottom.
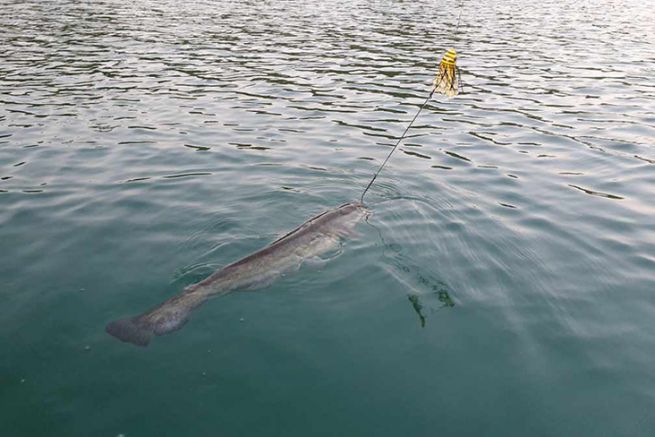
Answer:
[[359, 1, 465, 204]]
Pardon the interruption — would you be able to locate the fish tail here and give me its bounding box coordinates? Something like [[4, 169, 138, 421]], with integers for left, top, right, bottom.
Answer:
[[106, 293, 199, 347], [105, 316, 155, 347]]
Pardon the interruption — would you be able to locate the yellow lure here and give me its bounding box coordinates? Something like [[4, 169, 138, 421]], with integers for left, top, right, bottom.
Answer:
[[433, 48, 461, 97]]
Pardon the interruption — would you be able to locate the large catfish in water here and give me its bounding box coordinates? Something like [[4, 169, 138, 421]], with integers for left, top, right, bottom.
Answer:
[[106, 202, 368, 346]]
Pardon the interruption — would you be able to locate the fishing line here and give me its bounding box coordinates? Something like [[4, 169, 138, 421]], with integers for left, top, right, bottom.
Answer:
[[359, 86, 436, 203], [359, 1, 465, 204], [455, 0, 464, 33]]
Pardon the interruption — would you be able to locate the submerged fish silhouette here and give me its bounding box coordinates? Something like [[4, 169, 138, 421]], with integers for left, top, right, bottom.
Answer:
[[106, 202, 368, 346]]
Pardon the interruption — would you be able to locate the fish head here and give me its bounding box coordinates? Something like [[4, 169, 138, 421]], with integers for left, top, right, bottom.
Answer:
[[337, 202, 369, 220], [327, 202, 369, 236]]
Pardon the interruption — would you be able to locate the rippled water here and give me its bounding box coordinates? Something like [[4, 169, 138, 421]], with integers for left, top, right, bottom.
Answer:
[[2, 0, 655, 435]]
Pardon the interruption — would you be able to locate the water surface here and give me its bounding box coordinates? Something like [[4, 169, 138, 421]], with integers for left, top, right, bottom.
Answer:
[[1, 0, 655, 435]]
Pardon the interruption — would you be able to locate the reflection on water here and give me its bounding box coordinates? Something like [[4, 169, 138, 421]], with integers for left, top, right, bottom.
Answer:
[[408, 288, 455, 328], [1, 0, 655, 436], [569, 184, 624, 200]]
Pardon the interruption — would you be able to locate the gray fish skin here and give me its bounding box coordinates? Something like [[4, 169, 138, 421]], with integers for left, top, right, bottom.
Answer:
[[106, 202, 368, 346]]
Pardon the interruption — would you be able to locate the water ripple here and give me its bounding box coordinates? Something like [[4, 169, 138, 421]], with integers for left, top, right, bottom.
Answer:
[[1, 0, 654, 435]]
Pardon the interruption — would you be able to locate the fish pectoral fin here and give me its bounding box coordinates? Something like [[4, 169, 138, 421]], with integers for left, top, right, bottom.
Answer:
[[305, 256, 330, 268], [338, 228, 361, 239], [305, 244, 344, 268]]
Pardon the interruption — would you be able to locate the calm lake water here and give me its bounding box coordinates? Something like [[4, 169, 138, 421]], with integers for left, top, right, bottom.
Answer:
[[2, 0, 654, 435]]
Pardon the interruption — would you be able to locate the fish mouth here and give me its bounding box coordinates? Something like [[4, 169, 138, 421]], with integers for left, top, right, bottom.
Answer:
[[337, 201, 370, 222], [337, 201, 367, 215]]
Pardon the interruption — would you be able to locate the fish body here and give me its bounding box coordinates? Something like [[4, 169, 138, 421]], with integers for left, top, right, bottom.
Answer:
[[106, 202, 368, 346]]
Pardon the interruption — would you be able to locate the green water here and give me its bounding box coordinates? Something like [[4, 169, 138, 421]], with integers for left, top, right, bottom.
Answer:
[[2, 0, 655, 435]]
